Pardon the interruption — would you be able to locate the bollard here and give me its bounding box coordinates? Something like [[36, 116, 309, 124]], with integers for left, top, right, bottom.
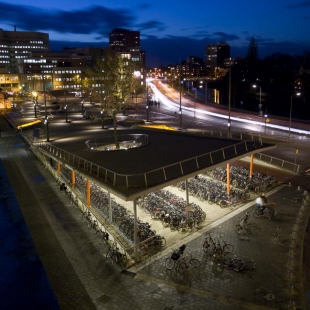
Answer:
[[297, 186, 301, 191], [288, 284, 294, 295], [288, 300, 295, 310], [287, 269, 294, 279], [288, 182, 292, 187]]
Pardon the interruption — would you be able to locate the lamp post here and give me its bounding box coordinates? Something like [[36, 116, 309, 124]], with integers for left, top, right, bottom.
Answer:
[[289, 92, 301, 137], [179, 78, 183, 129], [81, 95, 85, 115], [62, 62, 66, 108], [44, 117, 49, 142], [204, 80, 211, 104], [101, 109, 105, 129], [228, 58, 232, 137], [32, 91, 38, 118], [253, 84, 262, 115], [264, 114, 268, 135], [64, 104, 68, 122], [42, 71, 50, 142], [146, 82, 149, 122]]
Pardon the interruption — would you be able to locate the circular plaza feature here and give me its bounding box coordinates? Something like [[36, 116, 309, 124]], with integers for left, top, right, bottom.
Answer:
[[85, 134, 148, 151]]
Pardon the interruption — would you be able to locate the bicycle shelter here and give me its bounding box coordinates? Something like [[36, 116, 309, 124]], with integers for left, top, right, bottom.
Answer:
[[22, 127, 277, 263]]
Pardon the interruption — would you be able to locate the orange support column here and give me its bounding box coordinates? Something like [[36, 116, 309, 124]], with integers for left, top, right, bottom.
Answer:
[[249, 154, 254, 179], [57, 162, 61, 176], [86, 179, 91, 207], [226, 163, 230, 195], [71, 170, 75, 188]]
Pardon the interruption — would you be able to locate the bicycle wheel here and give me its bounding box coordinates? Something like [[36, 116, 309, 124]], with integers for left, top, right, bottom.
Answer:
[[202, 241, 211, 254], [190, 258, 201, 268], [162, 217, 170, 228], [177, 262, 187, 274], [160, 236, 166, 248], [105, 249, 111, 258], [190, 267, 200, 279], [87, 220, 92, 229], [212, 248, 223, 260], [223, 244, 234, 253], [252, 209, 260, 218], [165, 257, 175, 270], [120, 256, 128, 269]]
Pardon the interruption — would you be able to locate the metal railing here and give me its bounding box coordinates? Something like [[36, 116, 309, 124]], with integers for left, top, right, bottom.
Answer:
[[27, 136, 256, 188], [254, 153, 300, 173]]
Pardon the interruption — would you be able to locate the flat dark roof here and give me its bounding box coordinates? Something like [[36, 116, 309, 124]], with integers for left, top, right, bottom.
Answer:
[[42, 128, 276, 200]]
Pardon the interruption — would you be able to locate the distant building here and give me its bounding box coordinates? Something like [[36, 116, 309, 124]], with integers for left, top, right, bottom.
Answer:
[[176, 56, 205, 78], [0, 26, 50, 74], [205, 41, 230, 77], [0, 27, 146, 94], [108, 28, 145, 86]]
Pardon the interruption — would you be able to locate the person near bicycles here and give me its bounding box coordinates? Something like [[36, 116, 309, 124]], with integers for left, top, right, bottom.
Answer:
[[256, 194, 267, 215]]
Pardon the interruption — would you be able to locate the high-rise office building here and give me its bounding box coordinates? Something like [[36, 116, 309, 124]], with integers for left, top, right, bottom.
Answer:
[[0, 27, 50, 74], [109, 28, 145, 86], [205, 41, 230, 77]]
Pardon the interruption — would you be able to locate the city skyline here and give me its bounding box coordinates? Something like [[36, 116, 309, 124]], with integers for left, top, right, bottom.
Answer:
[[1, 0, 310, 66]]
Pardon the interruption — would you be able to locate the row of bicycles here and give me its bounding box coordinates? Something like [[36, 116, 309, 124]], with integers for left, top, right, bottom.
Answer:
[[202, 232, 256, 272], [137, 189, 206, 233], [206, 165, 279, 192], [175, 175, 250, 207]]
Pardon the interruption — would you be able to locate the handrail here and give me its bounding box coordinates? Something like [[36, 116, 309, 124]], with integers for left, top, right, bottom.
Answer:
[[254, 153, 300, 173], [25, 134, 256, 188]]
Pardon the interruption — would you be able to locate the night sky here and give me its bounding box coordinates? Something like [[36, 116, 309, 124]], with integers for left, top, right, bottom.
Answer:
[[1, 0, 310, 66]]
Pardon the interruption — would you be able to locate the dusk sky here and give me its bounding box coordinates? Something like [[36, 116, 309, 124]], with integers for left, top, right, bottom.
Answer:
[[1, 0, 310, 66]]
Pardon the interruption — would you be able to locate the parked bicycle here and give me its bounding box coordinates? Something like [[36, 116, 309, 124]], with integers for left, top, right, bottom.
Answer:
[[105, 243, 128, 269], [252, 205, 276, 221], [235, 212, 250, 234], [82, 210, 92, 225], [220, 253, 256, 272], [174, 252, 201, 274], [202, 233, 233, 259], [165, 244, 187, 269], [88, 218, 98, 230]]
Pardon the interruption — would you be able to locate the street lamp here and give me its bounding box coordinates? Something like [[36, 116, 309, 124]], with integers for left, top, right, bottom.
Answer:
[[289, 92, 301, 137], [179, 78, 183, 129], [101, 109, 105, 129], [264, 114, 268, 135], [253, 84, 262, 116], [44, 116, 49, 142], [81, 97, 84, 115], [146, 82, 149, 122], [64, 104, 68, 122], [43, 72, 49, 142], [228, 58, 232, 137], [204, 80, 211, 104], [62, 62, 66, 108], [32, 91, 38, 118]]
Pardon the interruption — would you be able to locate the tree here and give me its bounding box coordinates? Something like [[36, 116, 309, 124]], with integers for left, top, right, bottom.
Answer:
[[246, 37, 258, 62], [84, 48, 136, 148]]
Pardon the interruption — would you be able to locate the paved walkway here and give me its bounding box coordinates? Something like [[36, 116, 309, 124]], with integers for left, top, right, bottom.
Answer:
[[1, 113, 310, 310]]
